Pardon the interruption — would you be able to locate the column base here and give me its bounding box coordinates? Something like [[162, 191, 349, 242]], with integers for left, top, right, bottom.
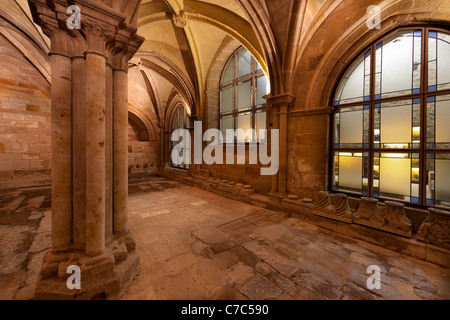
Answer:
[[33, 233, 140, 300]]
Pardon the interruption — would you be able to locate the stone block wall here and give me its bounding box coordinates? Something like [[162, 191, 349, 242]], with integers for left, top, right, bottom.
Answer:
[[128, 122, 159, 174], [0, 33, 51, 189]]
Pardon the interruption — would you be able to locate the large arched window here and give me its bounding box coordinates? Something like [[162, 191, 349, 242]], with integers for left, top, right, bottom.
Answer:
[[171, 105, 190, 169], [220, 47, 269, 143], [332, 27, 450, 209]]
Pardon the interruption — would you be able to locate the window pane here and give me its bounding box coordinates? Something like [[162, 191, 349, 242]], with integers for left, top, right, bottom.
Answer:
[[426, 153, 450, 208], [236, 112, 252, 142], [335, 105, 370, 148], [255, 110, 266, 142], [427, 94, 450, 149], [333, 152, 369, 194], [237, 80, 252, 111], [220, 115, 234, 143], [428, 31, 450, 91], [375, 30, 422, 98], [222, 58, 235, 85], [237, 48, 252, 79], [373, 153, 419, 203], [179, 108, 184, 128], [256, 76, 268, 106], [221, 86, 234, 114], [374, 99, 420, 149], [334, 51, 370, 105]]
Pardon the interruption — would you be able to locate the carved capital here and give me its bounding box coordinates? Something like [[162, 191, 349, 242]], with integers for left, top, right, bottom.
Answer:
[[267, 93, 296, 109], [83, 19, 115, 56]]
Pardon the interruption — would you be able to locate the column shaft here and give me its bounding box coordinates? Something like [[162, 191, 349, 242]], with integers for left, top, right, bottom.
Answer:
[[279, 105, 288, 194], [105, 63, 114, 241], [50, 53, 73, 251], [72, 55, 87, 249], [113, 69, 129, 235], [271, 106, 280, 194], [85, 53, 106, 256]]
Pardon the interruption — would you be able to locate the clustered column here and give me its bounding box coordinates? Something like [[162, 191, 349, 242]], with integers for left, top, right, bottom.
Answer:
[[29, 0, 144, 299]]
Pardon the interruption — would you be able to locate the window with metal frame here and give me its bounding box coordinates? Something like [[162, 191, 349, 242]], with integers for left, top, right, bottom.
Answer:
[[171, 106, 190, 169], [220, 47, 269, 144], [331, 27, 450, 209]]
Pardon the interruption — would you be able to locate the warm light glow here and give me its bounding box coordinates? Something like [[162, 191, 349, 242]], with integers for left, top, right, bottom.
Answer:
[[382, 153, 409, 158], [384, 144, 409, 149]]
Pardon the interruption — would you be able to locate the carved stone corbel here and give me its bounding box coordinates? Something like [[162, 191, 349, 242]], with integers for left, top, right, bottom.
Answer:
[[417, 208, 450, 249]]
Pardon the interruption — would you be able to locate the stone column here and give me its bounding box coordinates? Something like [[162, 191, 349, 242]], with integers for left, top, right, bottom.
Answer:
[[72, 35, 87, 250], [270, 104, 280, 195], [84, 27, 107, 257], [29, 0, 144, 299], [113, 50, 129, 236], [105, 49, 114, 242], [49, 31, 73, 251], [267, 94, 295, 201]]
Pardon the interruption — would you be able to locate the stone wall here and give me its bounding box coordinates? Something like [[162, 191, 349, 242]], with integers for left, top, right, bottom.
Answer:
[[128, 122, 159, 174], [0, 32, 51, 189]]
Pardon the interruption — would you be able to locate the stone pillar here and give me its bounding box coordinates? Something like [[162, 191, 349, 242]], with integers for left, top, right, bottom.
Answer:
[[85, 28, 107, 256], [72, 35, 87, 250], [113, 50, 129, 236], [105, 50, 114, 242], [29, 0, 144, 300], [267, 94, 295, 201], [49, 31, 73, 251]]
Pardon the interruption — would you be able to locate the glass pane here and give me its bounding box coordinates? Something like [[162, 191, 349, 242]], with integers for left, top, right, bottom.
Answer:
[[427, 94, 450, 149], [256, 76, 268, 106], [375, 30, 422, 98], [236, 112, 252, 142], [428, 31, 450, 91], [179, 108, 184, 128], [334, 51, 370, 105], [221, 86, 234, 114], [374, 99, 420, 149], [373, 153, 418, 202], [237, 80, 252, 111], [255, 110, 266, 142], [237, 48, 252, 79], [172, 111, 178, 130], [333, 152, 369, 194], [426, 153, 450, 208], [220, 115, 234, 143], [222, 57, 235, 85]]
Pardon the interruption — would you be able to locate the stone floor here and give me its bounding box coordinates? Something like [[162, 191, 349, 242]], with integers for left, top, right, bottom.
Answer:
[[0, 186, 51, 300], [122, 175, 450, 300], [0, 175, 449, 300]]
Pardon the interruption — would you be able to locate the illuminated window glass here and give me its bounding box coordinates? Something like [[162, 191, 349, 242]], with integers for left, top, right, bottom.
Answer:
[[332, 28, 450, 209], [220, 47, 269, 143], [171, 106, 190, 169]]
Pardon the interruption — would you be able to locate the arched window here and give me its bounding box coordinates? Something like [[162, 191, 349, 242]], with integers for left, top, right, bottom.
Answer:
[[220, 47, 269, 143], [172, 105, 190, 169], [332, 27, 450, 209]]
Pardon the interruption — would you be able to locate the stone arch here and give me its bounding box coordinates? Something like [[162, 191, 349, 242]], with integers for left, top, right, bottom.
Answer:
[[165, 92, 191, 132], [127, 107, 157, 141], [294, 0, 450, 111], [128, 111, 150, 141]]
